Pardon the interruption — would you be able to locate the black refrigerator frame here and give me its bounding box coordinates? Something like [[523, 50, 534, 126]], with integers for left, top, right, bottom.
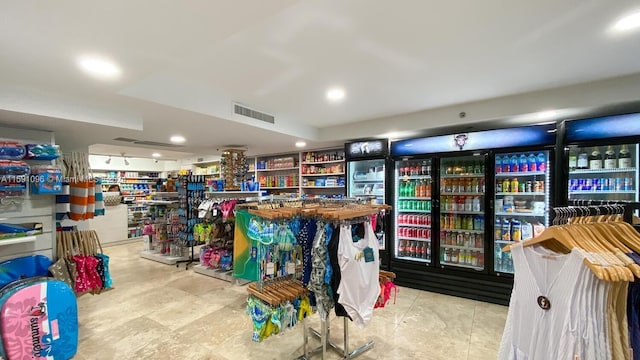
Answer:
[[344, 139, 392, 269], [389, 124, 557, 305]]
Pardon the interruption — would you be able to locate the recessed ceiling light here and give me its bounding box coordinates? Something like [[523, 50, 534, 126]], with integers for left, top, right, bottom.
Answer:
[[326, 87, 346, 102], [152, 153, 161, 158], [536, 110, 558, 119], [612, 11, 640, 33], [170, 135, 186, 144], [295, 141, 307, 148], [77, 55, 121, 79]]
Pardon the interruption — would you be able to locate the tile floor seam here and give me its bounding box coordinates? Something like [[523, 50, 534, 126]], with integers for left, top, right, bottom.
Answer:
[[394, 292, 419, 331], [467, 304, 477, 360]]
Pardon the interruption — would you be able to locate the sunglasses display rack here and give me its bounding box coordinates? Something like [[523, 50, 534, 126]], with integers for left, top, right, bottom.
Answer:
[[175, 174, 206, 269]]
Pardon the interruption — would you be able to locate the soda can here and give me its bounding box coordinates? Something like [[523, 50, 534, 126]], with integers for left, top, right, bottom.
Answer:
[[625, 177, 632, 191], [426, 229, 431, 239], [592, 178, 600, 191], [600, 178, 608, 191], [615, 178, 623, 191], [585, 178, 592, 191], [399, 214, 405, 224], [526, 181, 533, 193]]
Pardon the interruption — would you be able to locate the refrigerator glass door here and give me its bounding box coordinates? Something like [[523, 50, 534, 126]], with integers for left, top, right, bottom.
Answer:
[[348, 159, 386, 205], [493, 150, 551, 274], [439, 155, 486, 271], [394, 159, 432, 263], [348, 159, 386, 249], [568, 144, 639, 202]]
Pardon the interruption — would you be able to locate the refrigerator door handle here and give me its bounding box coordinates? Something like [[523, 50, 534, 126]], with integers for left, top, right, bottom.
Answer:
[[489, 199, 494, 210], [433, 198, 440, 208]]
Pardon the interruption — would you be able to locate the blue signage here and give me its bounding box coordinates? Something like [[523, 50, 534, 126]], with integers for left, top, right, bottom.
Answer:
[[565, 113, 640, 142], [390, 124, 556, 157]]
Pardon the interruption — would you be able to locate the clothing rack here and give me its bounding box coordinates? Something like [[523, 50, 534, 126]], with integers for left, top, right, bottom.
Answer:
[[246, 203, 390, 360], [564, 199, 640, 225]]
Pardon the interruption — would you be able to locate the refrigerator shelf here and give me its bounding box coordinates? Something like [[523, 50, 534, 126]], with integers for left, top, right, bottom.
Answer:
[[399, 175, 432, 180], [495, 171, 546, 177], [495, 240, 522, 244], [441, 174, 484, 179], [398, 236, 431, 242], [353, 179, 384, 183], [441, 244, 484, 251], [442, 192, 484, 196], [396, 256, 430, 263], [301, 172, 345, 176], [569, 168, 637, 174], [496, 212, 545, 217], [398, 209, 431, 214], [442, 228, 484, 234], [496, 192, 545, 196], [398, 224, 431, 228], [440, 262, 484, 270], [302, 186, 345, 189], [398, 196, 431, 200], [569, 190, 636, 194], [440, 210, 484, 215]]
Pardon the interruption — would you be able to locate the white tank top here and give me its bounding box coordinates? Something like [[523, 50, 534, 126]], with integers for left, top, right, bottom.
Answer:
[[498, 243, 598, 359], [337, 221, 380, 329]]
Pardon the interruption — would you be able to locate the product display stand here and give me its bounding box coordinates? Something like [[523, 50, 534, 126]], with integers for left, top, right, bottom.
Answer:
[[192, 191, 261, 284], [244, 202, 391, 359], [176, 174, 205, 269], [139, 193, 190, 265]]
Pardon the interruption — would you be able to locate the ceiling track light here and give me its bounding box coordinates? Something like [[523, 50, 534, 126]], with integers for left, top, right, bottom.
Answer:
[[105, 156, 111, 164], [121, 153, 130, 166]]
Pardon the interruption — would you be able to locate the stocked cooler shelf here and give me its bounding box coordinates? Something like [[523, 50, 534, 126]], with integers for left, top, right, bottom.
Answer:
[[496, 192, 545, 196], [398, 210, 431, 214], [441, 210, 484, 215], [399, 196, 431, 200], [569, 168, 636, 174], [396, 256, 430, 263], [398, 237, 431, 242], [256, 167, 299, 172], [353, 179, 384, 182], [442, 228, 484, 234], [398, 224, 431, 228], [570, 190, 636, 195], [441, 174, 484, 179], [443, 192, 484, 196], [441, 244, 483, 251], [440, 262, 484, 270], [496, 212, 545, 217], [495, 171, 546, 177], [400, 175, 432, 180], [495, 240, 518, 245], [302, 172, 345, 176]]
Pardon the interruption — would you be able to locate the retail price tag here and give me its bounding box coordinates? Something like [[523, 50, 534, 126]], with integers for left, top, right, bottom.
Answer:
[[286, 262, 296, 275], [266, 262, 275, 275], [363, 247, 374, 263], [212, 208, 218, 217]]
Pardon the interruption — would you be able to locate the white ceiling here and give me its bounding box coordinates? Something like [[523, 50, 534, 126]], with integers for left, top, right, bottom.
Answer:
[[0, 0, 639, 158]]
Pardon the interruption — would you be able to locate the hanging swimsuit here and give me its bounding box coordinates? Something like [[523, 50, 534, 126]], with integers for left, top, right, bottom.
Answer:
[[247, 296, 271, 342], [297, 295, 313, 321], [295, 219, 317, 286], [308, 221, 335, 317]]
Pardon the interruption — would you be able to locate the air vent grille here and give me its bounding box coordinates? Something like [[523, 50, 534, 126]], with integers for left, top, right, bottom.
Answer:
[[113, 137, 138, 142], [134, 141, 183, 148], [233, 103, 275, 124]]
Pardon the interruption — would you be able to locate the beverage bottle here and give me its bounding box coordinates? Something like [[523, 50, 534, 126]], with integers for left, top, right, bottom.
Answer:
[[589, 147, 602, 170], [425, 181, 431, 197], [467, 162, 474, 175], [502, 156, 511, 173], [421, 161, 428, 176], [417, 242, 425, 258], [473, 196, 481, 212], [495, 156, 502, 173], [399, 182, 406, 197], [619, 145, 632, 168], [408, 181, 414, 197], [512, 178, 519, 193], [510, 155, 518, 172], [474, 161, 482, 174], [519, 154, 528, 172], [458, 196, 465, 211], [465, 178, 472, 193], [451, 178, 459, 193], [465, 196, 473, 212], [604, 146, 617, 169], [568, 149, 577, 171], [442, 196, 449, 211], [454, 215, 462, 229], [409, 241, 416, 257], [471, 178, 479, 193], [577, 148, 589, 169], [503, 178, 511, 193], [536, 152, 547, 172], [398, 240, 405, 257], [426, 244, 431, 261]]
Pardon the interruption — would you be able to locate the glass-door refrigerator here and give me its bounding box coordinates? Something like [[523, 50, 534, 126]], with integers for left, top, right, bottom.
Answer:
[[345, 139, 391, 267], [390, 124, 557, 304], [493, 150, 552, 275], [563, 113, 640, 205]]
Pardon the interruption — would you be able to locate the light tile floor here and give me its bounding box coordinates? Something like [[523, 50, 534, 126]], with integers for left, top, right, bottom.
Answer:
[[75, 242, 507, 359]]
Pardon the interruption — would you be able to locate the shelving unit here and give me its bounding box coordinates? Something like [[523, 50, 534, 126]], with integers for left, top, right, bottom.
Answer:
[[139, 194, 189, 265], [256, 153, 299, 195], [300, 148, 346, 198]]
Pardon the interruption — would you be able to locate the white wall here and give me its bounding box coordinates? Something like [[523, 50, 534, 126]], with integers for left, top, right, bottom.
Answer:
[[319, 73, 640, 141], [89, 154, 181, 173], [60, 204, 128, 245]]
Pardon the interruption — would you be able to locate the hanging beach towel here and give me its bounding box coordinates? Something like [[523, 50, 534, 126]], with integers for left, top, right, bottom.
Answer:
[[63, 152, 97, 221], [55, 182, 71, 221], [94, 178, 105, 216]]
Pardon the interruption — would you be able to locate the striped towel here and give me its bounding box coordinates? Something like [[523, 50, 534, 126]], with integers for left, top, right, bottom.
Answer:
[[86, 179, 95, 219], [94, 178, 105, 216], [69, 180, 89, 221], [55, 183, 70, 220]]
